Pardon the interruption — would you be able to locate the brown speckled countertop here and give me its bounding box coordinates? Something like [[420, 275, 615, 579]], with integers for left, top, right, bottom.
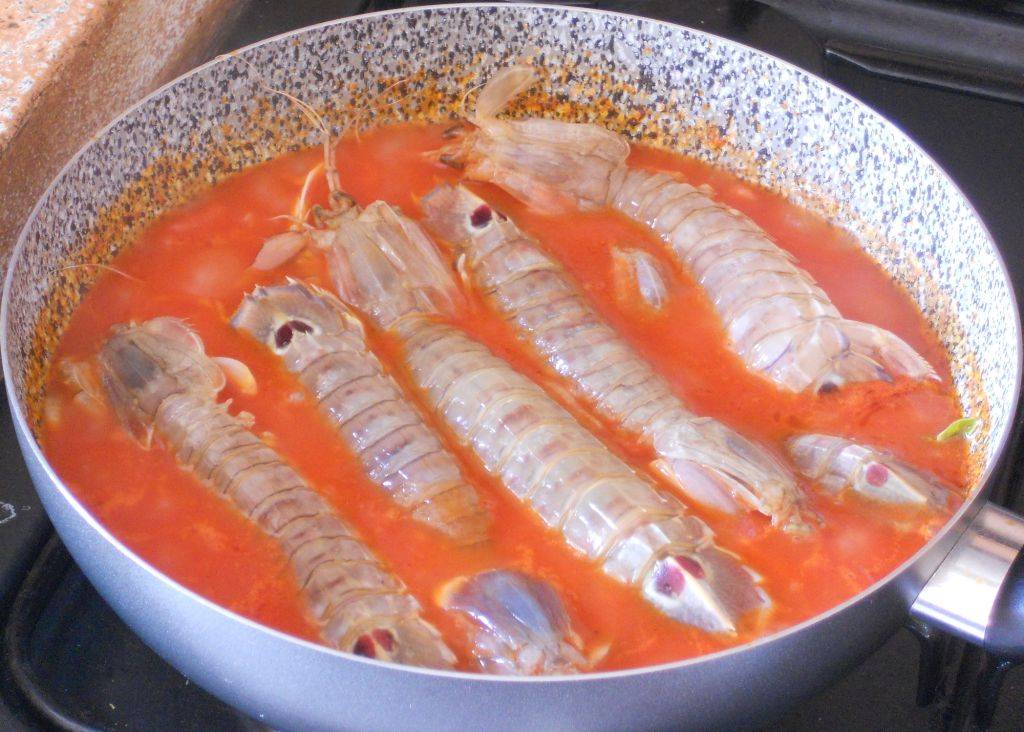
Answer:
[[0, 0, 244, 278], [0, 1, 98, 150]]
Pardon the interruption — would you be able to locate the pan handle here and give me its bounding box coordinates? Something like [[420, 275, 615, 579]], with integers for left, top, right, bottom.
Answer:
[[985, 544, 1024, 658], [911, 501, 1024, 659]]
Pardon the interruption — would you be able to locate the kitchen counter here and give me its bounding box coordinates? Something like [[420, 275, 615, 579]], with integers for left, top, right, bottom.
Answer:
[[0, 0, 245, 278]]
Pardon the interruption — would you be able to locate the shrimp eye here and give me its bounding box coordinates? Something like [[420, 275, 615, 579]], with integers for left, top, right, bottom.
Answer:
[[289, 319, 313, 334], [674, 555, 705, 580], [352, 629, 395, 658], [818, 382, 839, 395], [654, 561, 685, 597], [352, 634, 377, 658], [274, 323, 293, 349], [654, 555, 707, 597], [470, 205, 493, 228], [372, 628, 396, 652], [865, 463, 889, 487]]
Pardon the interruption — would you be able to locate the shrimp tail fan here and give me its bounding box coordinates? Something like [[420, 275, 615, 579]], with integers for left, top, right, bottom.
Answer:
[[435, 66, 630, 213], [846, 320, 938, 381], [474, 65, 539, 120], [328, 201, 462, 329], [807, 319, 939, 391]]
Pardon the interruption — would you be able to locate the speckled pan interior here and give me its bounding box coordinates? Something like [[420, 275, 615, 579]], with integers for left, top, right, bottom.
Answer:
[[5, 4, 1018, 486]]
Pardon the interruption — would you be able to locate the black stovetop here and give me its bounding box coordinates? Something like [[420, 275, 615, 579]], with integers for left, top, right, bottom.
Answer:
[[2, 1, 1024, 730]]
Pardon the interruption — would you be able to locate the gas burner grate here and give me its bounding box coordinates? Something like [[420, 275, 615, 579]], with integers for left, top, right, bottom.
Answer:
[[1, 537, 263, 731]]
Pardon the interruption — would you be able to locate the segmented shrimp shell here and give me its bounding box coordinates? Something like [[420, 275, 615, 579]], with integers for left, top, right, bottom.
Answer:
[[326, 201, 769, 634], [787, 434, 952, 509], [421, 184, 808, 532], [437, 66, 938, 394], [232, 281, 491, 545], [98, 317, 455, 668]]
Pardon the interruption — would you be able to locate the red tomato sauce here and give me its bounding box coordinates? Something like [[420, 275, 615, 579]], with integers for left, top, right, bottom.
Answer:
[[38, 122, 969, 671]]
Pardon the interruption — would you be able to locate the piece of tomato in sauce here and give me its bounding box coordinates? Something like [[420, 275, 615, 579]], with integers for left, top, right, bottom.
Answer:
[[38, 122, 969, 672]]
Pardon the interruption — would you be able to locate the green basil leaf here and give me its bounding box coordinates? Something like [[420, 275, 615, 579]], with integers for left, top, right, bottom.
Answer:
[[936, 417, 980, 442]]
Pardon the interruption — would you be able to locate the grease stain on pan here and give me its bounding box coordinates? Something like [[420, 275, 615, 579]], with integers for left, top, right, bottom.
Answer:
[[8, 5, 1009, 487]]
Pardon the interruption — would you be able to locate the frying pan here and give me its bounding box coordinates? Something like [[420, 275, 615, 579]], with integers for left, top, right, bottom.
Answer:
[[3, 5, 1024, 730]]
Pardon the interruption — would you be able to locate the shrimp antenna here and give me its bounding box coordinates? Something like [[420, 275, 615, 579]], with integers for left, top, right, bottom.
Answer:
[[234, 56, 343, 203], [292, 163, 326, 226], [351, 76, 410, 143], [459, 80, 487, 118], [269, 213, 315, 230], [57, 262, 143, 284]]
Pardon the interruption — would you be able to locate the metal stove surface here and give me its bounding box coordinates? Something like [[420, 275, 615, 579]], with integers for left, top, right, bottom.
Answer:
[[1, 1, 1023, 729]]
